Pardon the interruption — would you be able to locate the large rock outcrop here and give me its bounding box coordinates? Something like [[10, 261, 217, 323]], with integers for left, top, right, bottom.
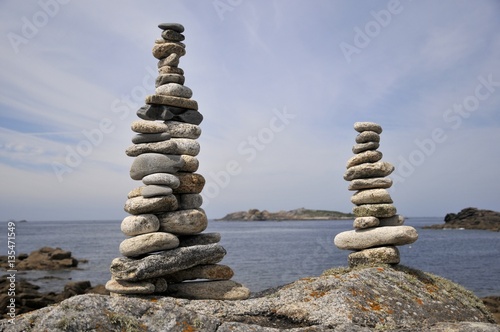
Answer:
[[2, 265, 498, 331], [0, 247, 80, 271], [217, 208, 354, 221], [424, 207, 500, 231]]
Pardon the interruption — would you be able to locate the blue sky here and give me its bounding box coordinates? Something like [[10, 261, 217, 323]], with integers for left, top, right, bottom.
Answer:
[[1, 0, 499, 221]]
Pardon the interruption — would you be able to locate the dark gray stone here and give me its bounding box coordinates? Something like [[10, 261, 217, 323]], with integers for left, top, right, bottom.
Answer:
[[355, 131, 380, 144], [178, 233, 221, 247], [172, 109, 203, 125], [136, 104, 175, 121], [158, 22, 185, 33], [161, 29, 185, 41], [132, 132, 170, 144]]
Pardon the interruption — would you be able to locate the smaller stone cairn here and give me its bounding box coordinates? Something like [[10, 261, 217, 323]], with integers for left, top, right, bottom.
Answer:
[[334, 122, 418, 267], [105, 23, 249, 300]]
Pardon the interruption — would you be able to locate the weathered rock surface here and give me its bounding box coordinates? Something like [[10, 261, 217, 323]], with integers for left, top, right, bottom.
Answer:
[[124, 195, 178, 215], [3, 266, 497, 331], [121, 214, 160, 236], [344, 161, 394, 181], [352, 203, 397, 218], [424, 207, 500, 231], [119, 232, 179, 257], [348, 246, 400, 266]]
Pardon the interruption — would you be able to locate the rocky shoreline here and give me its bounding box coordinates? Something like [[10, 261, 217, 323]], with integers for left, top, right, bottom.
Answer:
[[423, 207, 500, 231], [216, 208, 355, 221]]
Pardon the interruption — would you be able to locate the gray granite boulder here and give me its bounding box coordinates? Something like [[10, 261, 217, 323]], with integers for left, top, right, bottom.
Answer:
[[5, 266, 497, 331]]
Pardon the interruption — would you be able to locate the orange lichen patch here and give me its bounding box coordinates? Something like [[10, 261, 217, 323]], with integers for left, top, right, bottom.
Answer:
[[415, 297, 424, 305], [426, 284, 438, 293], [368, 301, 382, 311], [299, 277, 315, 283], [386, 309, 394, 314], [177, 321, 196, 332], [309, 290, 327, 298], [377, 267, 384, 272], [150, 298, 158, 302]]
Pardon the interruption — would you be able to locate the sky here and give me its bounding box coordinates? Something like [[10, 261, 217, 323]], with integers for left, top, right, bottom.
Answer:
[[1, 0, 499, 221]]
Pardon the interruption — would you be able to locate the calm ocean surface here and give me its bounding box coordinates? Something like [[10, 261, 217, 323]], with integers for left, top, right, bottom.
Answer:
[[3, 218, 500, 297]]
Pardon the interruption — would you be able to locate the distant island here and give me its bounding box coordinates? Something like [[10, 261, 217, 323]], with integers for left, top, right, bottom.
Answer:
[[216, 208, 355, 221], [423, 207, 500, 232]]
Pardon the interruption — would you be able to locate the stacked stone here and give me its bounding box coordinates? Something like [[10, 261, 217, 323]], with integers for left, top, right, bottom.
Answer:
[[105, 23, 249, 300], [334, 122, 418, 267]]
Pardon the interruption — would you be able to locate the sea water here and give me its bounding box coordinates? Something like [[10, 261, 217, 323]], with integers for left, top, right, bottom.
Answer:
[[3, 218, 499, 297]]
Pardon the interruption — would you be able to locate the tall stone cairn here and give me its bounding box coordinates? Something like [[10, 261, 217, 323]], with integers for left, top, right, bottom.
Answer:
[[105, 23, 250, 300], [334, 122, 418, 267]]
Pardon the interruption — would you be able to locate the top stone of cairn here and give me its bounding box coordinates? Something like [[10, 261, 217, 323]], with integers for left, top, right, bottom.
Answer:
[[158, 23, 185, 33], [354, 122, 383, 134]]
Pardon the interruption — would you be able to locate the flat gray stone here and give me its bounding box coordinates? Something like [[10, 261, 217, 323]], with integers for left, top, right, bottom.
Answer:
[[166, 280, 250, 300], [178, 233, 221, 247], [124, 195, 178, 215], [105, 279, 155, 294], [348, 246, 400, 267], [344, 161, 394, 181], [125, 138, 200, 157], [351, 188, 393, 205], [157, 208, 208, 235], [346, 150, 382, 168], [164, 264, 234, 283], [354, 122, 382, 134], [353, 216, 380, 229], [142, 173, 180, 188], [131, 120, 168, 134], [110, 243, 227, 281], [141, 185, 173, 198], [353, 203, 397, 218], [146, 94, 198, 110], [152, 43, 186, 60], [130, 153, 184, 180], [155, 83, 193, 98], [352, 141, 380, 154], [355, 131, 380, 144], [158, 22, 184, 33], [132, 132, 170, 144], [173, 172, 205, 194], [334, 225, 418, 250], [348, 177, 393, 190], [155, 73, 185, 87], [164, 121, 201, 139], [119, 232, 179, 257], [121, 214, 160, 236], [379, 214, 405, 226]]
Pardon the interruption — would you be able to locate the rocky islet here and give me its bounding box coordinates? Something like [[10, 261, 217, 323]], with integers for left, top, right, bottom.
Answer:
[[334, 122, 419, 267], [105, 23, 249, 300]]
